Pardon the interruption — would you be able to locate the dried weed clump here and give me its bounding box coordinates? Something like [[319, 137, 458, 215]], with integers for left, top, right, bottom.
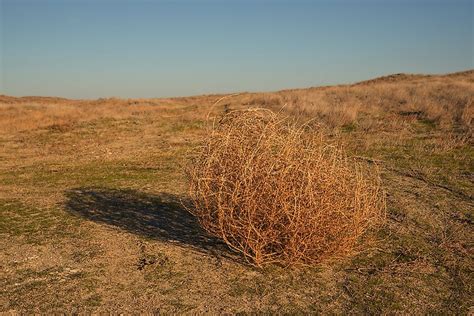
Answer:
[[187, 109, 385, 266]]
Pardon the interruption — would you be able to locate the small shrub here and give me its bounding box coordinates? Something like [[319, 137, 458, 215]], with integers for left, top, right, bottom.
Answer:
[[186, 109, 385, 266]]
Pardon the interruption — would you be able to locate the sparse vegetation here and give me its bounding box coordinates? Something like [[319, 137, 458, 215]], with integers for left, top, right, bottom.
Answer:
[[1, 70, 473, 313]]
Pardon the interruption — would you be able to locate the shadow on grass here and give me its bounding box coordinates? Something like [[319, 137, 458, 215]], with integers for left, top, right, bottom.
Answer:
[[64, 187, 235, 259]]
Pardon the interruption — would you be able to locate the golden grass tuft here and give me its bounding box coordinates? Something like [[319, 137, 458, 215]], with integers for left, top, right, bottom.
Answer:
[[187, 109, 386, 266]]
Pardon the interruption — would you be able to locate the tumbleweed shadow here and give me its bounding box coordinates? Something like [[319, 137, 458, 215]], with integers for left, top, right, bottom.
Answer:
[[65, 187, 234, 259]]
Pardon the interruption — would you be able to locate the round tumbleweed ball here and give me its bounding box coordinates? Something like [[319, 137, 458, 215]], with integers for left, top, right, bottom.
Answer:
[[186, 109, 385, 266]]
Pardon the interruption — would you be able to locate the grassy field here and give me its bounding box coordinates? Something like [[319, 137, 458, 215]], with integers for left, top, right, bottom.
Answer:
[[1, 70, 473, 313]]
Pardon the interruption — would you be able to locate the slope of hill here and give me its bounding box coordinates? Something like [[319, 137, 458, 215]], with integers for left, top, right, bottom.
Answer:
[[0, 70, 473, 313]]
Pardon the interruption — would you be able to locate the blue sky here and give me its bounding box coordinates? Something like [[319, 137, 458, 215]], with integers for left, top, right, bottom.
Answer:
[[1, 0, 472, 98]]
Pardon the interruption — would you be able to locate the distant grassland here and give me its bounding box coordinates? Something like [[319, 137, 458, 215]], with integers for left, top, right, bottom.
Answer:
[[0, 70, 472, 313]]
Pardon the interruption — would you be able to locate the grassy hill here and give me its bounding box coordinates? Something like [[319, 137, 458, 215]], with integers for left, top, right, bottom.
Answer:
[[1, 70, 472, 313]]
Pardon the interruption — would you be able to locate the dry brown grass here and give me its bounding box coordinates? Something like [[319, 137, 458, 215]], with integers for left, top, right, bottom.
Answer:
[[186, 109, 386, 266], [214, 71, 473, 135], [1, 70, 471, 137], [282, 78, 473, 132], [0, 96, 211, 134], [1, 70, 473, 313]]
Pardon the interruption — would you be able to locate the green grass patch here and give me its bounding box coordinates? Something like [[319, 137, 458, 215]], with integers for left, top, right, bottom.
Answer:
[[0, 199, 80, 244]]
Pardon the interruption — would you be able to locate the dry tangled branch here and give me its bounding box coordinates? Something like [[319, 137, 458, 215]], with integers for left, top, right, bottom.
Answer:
[[186, 109, 385, 266]]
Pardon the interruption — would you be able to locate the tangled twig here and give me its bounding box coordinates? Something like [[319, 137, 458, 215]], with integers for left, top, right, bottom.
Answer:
[[186, 109, 386, 266]]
